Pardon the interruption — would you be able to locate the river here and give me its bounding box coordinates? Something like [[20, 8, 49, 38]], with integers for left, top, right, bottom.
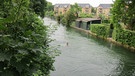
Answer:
[[43, 17, 135, 76]]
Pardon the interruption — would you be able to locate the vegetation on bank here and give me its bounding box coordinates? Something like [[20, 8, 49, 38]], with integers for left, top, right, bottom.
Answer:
[[45, 11, 54, 18], [112, 27, 135, 48], [56, 3, 80, 27], [90, 23, 135, 48], [90, 24, 110, 38], [56, 3, 96, 27], [88, 0, 135, 49], [0, 0, 56, 76], [45, 1, 54, 18], [110, 0, 135, 48]]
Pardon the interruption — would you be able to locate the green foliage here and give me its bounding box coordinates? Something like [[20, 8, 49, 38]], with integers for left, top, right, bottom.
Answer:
[[45, 11, 54, 17], [90, 24, 110, 38], [112, 23, 122, 40], [79, 13, 93, 18], [99, 14, 105, 20], [0, 0, 55, 76], [71, 22, 76, 27], [55, 3, 81, 27], [58, 3, 80, 27], [111, 0, 135, 30], [45, 2, 54, 18], [99, 14, 110, 23], [46, 2, 54, 11], [71, 3, 82, 18], [56, 14, 64, 24], [30, 0, 47, 18], [61, 17, 66, 25], [112, 28, 135, 47], [64, 10, 77, 27], [91, 7, 96, 15]]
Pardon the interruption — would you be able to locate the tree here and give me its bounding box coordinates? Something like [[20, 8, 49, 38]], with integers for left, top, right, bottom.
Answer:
[[58, 3, 81, 27], [91, 7, 96, 15], [62, 3, 81, 27], [71, 3, 82, 18], [111, 0, 135, 30], [64, 9, 77, 27], [45, 2, 54, 17], [30, 0, 47, 18], [0, 0, 55, 76], [46, 2, 54, 11]]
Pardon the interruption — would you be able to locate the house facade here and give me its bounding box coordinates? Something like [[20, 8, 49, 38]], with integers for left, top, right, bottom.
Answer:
[[54, 4, 70, 16], [96, 4, 112, 19], [78, 3, 92, 14]]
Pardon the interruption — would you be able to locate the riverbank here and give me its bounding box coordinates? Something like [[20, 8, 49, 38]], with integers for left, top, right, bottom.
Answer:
[[71, 26, 135, 52]]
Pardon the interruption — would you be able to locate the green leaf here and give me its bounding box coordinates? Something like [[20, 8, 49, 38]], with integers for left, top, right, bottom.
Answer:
[[0, 25, 7, 30], [0, 53, 12, 61]]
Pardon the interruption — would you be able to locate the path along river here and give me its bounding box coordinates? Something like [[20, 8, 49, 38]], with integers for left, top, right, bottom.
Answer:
[[43, 18, 135, 76]]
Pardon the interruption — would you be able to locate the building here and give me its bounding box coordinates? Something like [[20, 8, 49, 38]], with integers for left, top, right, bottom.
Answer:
[[96, 4, 112, 19], [76, 18, 101, 30], [78, 3, 92, 14], [54, 4, 70, 16]]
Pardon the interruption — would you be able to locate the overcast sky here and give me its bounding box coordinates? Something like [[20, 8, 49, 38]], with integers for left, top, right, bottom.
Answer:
[[46, 0, 114, 7]]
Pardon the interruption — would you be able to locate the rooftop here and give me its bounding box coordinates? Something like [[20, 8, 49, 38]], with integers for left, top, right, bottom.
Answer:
[[98, 4, 112, 8], [76, 18, 101, 22], [54, 4, 70, 8], [78, 3, 92, 8]]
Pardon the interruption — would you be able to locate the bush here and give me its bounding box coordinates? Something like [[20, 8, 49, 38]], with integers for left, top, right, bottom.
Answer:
[[112, 28, 135, 47], [90, 24, 109, 38]]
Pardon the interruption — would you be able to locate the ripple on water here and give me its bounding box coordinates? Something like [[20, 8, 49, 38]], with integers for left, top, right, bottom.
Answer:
[[43, 18, 135, 76]]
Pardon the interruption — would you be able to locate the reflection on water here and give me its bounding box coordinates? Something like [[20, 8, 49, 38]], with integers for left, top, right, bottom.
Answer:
[[43, 18, 135, 76]]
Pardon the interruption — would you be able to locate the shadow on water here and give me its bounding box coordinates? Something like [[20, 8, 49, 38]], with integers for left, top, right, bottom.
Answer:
[[66, 27, 135, 76]]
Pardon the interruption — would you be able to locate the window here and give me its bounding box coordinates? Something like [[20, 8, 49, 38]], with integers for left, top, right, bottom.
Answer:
[[85, 10, 89, 13]]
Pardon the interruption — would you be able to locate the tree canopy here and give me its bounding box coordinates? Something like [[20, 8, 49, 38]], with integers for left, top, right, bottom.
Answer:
[[71, 3, 82, 18], [46, 2, 54, 11], [111, 0, 135, 30], [0, 0, 55, 76], [61, 3, 81, 27], [30, 0, 47, 18]]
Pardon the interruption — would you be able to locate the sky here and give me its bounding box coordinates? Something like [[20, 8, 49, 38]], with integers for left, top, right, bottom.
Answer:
[[46, 0, 114, 7]]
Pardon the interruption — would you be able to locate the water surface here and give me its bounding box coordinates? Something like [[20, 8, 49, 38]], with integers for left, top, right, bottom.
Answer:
[[43, 18, 135, 76]]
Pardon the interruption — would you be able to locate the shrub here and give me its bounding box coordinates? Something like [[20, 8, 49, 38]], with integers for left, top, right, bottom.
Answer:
[[112, 28, 135, 47], [90, 24, 109, 38]]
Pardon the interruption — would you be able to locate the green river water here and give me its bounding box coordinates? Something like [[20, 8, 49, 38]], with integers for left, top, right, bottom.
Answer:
[[44, 18, 135, 76]]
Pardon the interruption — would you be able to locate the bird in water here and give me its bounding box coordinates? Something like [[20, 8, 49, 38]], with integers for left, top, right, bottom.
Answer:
[[66, 42, 68, 46]]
